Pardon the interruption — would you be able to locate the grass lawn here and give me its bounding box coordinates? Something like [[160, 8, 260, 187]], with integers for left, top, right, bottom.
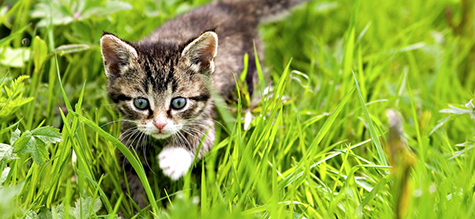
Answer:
[[1, 0, 475, 218]]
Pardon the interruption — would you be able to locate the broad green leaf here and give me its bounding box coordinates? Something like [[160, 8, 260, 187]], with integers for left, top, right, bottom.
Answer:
[[30, 2, 74, 26], [37, 207, 53, 219], [32, 36, 48, 72], [0, 167, 10, 186], [70, 197, 102, 219], [0, 143, 13, 163], [10, 129, 21, 145], [13, 130, 33, 152], [82, 2, 133, 18], [13, 129, 52, 166], [0, 47, 31, 68], [41, 196, 106, 219], [31, 140, 48, 166], [32, 1, 132, 26], [31, 127, 62, 145]]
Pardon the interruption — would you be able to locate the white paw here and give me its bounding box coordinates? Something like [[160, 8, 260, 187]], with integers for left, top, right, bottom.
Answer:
[[158, 147, 194, 180]]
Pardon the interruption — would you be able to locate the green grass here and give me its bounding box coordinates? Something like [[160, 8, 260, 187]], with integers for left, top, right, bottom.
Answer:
[[1, 0, 475, 218]]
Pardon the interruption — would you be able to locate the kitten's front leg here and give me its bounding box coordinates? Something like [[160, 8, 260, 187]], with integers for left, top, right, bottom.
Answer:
[[158, 147, 194, 180], [159, 122, 215, 180]]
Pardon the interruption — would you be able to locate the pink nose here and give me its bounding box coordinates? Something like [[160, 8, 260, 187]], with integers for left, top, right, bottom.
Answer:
[[153, 121, 167, 130]]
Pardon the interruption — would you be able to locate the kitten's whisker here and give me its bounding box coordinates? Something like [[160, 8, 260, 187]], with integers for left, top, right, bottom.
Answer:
[[124, 130, 142, 150], [184, 131, 206, 140], [137, 131, 145, 151], [143, 134, 157, 176], [176, 131, 192, 150], [119, 128, 140, 144], [180, 131, 191, 148], [173, 132, 185, 147], [119, 131, 135, 144], [120, 128, 142, 168], [212, 120, 226, 130], [137, 132, 149, 166], [184, 127, 208, 137], [181, 129, 205, 146], [118, 127, 137, 138], [133, 131, 146, 152], [119, 125, 139, 134]]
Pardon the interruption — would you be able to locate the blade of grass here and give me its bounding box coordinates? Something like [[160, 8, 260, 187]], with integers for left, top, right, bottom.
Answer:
[[352, 71, 388, 166], [71, 112, 159, 215]]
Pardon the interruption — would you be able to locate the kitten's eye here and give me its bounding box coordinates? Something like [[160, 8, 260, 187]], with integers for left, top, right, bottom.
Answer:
[[133, 98, 149, 110], [171, 97, 187, 110]]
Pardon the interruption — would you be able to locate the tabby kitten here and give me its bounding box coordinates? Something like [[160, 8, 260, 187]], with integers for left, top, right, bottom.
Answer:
[[101, 0, 307, 206]]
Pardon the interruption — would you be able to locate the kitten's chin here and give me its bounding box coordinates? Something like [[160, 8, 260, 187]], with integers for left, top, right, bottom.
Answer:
[[150, 133, 173, 139]]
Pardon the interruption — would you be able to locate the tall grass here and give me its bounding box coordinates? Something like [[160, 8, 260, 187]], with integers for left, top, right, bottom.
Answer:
[[1, 0, 474, 218]]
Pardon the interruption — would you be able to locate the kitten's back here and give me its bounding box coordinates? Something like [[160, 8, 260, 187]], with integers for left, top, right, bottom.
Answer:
[[141, 0, 308, 98]]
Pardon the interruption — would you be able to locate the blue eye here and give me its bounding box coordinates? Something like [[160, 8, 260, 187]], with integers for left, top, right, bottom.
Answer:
[[133, 98, 149, 110], [171, 97, 186, 110]]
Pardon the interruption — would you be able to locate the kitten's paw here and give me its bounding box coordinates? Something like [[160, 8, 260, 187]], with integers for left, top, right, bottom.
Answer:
[[158, 147, 194, 180]]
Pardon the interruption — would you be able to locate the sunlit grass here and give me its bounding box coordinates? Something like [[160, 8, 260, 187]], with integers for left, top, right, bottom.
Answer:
[[1, 0, 474, 218]]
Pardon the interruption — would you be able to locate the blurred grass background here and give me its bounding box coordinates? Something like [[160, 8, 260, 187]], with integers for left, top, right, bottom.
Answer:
[[0, 0, 474, 218]]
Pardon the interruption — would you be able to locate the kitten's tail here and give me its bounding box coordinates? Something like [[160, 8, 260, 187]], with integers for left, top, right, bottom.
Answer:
[[244, 0, 311, 22]]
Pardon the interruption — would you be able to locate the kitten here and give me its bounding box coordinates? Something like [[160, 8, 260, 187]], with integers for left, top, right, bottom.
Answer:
[[100, 0, 307, 207]]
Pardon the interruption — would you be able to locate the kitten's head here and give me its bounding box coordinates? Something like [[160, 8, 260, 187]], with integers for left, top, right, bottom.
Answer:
[[100, 31, 218, 140]]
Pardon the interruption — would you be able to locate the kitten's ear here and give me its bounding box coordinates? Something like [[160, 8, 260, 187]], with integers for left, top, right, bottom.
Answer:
[[181, 31, 218, 74], [100, 33, 138, 78]]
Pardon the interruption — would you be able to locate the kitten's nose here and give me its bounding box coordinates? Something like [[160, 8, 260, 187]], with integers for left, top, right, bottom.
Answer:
[[154, 121, 167, 130]]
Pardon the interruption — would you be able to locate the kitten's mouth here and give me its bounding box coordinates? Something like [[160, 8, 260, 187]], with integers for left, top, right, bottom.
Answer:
[[155, 129, 169, 135]]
